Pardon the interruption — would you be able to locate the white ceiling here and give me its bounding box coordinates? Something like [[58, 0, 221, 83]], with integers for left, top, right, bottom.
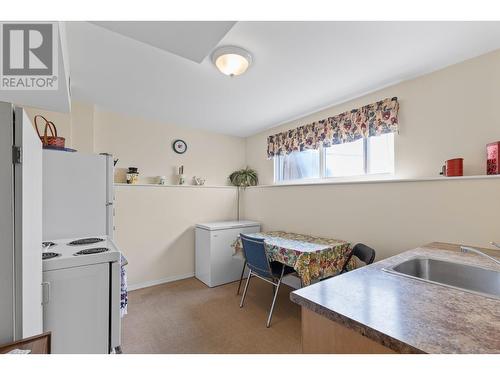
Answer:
[[66, 21, 500, 137], [89, 21, 235, 63]]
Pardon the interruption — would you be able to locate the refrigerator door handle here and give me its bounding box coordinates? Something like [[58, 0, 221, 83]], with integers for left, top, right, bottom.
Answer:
[[41, 282, 50, 305]]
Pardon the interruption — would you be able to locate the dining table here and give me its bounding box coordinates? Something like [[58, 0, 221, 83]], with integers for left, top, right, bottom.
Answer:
[[232, 231, 354, 286]]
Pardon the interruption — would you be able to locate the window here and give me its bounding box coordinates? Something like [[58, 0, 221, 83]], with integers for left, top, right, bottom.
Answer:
[[274, 149, 320, 181], [325, 138, 365, 178], [275, 133, 394, 182], [367, 132, 395, 174]]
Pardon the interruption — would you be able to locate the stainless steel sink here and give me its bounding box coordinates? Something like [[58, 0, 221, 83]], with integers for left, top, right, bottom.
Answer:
[[383, 257, 500, 300]]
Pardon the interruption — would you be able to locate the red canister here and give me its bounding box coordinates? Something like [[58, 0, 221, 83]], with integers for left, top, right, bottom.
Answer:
[[487, 142, 500, 175], [445, 158, 463, 177]]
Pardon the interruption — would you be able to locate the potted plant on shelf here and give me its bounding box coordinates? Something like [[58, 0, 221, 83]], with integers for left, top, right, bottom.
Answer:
[[229, 167, 258, 220]]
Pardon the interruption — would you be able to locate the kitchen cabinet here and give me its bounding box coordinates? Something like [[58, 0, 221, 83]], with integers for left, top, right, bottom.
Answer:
[[301, 308, 396, 354]]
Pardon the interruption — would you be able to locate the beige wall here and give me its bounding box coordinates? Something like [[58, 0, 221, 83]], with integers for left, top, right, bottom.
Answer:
[[246, 49, 500, 185], [24, 101, 95, 153], [91, 109, 246, 287], [70, 101, 95, 153], [93, 108, 246, 186], [24, 106, 72, 148], [242, 49, 500, 262], [242, 177, 500, 260], [115, 185, 238, 289], [24, 102, 246, 186]]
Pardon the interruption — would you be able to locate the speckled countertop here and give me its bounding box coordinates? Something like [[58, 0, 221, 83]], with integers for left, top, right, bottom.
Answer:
[[290, 242, 500, 354]]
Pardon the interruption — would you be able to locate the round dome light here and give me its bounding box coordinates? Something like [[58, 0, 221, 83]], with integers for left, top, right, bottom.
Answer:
[[211, 46, 253, 77]]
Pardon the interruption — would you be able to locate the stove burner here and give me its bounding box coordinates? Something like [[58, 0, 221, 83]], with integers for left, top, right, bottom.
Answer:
[[68, 238, 104, 246], [74, 247, 109, 256], [42, 252, 60, 260]]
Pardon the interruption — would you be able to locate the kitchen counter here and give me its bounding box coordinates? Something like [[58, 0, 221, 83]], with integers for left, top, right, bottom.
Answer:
[[290, 242, 500, 354]]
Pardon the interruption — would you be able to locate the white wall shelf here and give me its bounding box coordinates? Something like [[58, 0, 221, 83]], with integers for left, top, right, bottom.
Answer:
[[114, 183, 236, 189], [249, 174, 500, 189]]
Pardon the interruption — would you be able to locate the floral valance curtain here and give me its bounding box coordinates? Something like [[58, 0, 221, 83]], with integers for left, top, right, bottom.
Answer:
[[267, 97, 399, 158]]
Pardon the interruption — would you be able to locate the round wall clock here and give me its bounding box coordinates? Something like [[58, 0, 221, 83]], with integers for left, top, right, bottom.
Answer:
[[172, 139, 187, 154]]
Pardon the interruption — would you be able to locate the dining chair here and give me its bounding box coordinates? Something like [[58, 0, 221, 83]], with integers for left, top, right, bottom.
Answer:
[[239, 233, 295, 327], [236, 260, 246, 295], [340, 243, 376, 273]]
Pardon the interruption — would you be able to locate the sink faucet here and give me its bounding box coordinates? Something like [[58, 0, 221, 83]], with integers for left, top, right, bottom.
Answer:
[[460, 244, 500, 266]]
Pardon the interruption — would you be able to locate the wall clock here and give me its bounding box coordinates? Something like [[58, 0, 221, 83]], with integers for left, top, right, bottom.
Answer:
[[172, 139, 187, 154]]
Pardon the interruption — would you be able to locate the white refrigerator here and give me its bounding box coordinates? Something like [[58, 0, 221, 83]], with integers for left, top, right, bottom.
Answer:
[[0, 102, 43, 345], [42, 150, 114, 240]]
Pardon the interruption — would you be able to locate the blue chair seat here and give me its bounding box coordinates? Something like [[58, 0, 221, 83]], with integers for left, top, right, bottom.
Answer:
[[239, 233, 298, 327]]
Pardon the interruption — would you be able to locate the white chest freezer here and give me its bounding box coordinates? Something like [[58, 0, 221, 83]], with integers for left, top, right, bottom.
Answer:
[[195, 220, 260, 287]]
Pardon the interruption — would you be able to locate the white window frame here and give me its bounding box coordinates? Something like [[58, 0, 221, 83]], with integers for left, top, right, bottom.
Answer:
[[274, 134, 394, 183]]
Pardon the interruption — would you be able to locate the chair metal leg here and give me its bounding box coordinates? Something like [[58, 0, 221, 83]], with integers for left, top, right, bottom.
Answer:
[[266, 265, 286, 328], [236, 261, 247, 295], [240, 270, 252, 308]]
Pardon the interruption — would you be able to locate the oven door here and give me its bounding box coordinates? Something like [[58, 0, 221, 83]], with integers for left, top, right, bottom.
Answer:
[[43, 263, 109, 353]]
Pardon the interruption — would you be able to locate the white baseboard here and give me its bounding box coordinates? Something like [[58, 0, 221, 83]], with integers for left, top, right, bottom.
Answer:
[[128, 273, 195, 291]]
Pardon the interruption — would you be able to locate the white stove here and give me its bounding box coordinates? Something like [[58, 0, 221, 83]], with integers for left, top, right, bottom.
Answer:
[[42, 236, 121, 271], [41, 235, 122, 353], [40, 151, 124, 354]]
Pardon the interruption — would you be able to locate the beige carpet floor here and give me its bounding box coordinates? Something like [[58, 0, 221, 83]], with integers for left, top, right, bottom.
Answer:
[[121, 277, 301, 353]]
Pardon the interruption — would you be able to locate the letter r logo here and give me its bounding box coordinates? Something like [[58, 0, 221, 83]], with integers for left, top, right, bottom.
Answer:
[[2, 23, 53, 76]]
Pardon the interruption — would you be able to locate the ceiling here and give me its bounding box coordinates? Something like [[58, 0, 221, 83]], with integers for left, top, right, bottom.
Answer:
[[89, 21, 235, 63], [66, 21, 500, 137]]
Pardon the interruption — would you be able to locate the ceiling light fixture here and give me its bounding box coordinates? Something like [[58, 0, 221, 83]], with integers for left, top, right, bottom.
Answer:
[[211, 46, 253, 77]]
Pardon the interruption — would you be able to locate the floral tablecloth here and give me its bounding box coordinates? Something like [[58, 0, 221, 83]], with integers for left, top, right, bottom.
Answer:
[[232, 231, 353, 285]]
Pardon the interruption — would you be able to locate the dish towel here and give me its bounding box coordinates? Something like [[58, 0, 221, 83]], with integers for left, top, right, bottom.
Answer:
[[120, 253, 128, 317]]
